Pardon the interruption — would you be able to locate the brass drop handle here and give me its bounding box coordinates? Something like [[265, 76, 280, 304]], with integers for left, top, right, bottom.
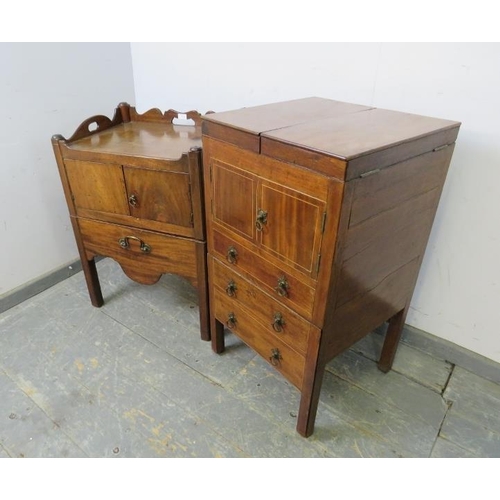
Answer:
[[227, 246, 238, 264], [226, 279, 237, 297], [226, 312, 237, 329], [272, 312, 285, 333], [118, 236, 151, 253], [269, 348, 282, 366], [255, 209, 268, 231], [128, 194, 138, 207], [275, 276, 290, 298]]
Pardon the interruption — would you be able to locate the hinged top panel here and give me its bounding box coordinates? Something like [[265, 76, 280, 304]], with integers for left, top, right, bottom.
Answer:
[[202, 97, 370, 135], [202, 97, 370, 153], [262, 107, 459, 160], [202, 98, 461, 181], [261, 107, 460, 180]]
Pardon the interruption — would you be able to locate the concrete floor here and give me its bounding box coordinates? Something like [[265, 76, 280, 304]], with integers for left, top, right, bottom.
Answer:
[[1, 258, 499, 458]]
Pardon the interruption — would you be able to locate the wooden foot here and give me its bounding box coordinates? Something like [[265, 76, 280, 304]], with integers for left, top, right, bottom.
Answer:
[[198, 299, 210, 341], [81, 258, 104, 308], [211, 318, 225, 354], [378, 307, 408, 373], [196, 245, 210, 341], [296, 328, 324, 437], [297, 362, 325, 438]]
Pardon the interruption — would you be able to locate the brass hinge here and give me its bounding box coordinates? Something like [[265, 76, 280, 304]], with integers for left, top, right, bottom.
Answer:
[[315, 254, 322, 274], [359, 168, 380, 178], [321, 212, 327, 233]]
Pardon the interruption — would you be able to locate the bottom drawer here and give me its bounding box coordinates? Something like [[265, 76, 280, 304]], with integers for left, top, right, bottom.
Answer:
[[77, 218, 201, 286], [213, 288, 306, 390]]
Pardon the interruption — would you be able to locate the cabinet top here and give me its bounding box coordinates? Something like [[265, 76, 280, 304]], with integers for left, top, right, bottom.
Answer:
[[202, 97, 461, 180], [201, 97, 371, 134], [68, 121, 202, 161], [55, 104, 205, 162]]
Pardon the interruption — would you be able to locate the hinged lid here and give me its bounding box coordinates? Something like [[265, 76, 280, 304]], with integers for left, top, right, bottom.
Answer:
[[262, 107, 461, 180], [202, 97, 371, 153], [202, 98, 461, 181]]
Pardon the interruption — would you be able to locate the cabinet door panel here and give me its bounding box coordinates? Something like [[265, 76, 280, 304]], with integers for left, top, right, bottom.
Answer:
[[259, 182, 324, 275], [65, 159, 129, 215], [124, 167, 192, 227], [212, 161, 255, 240]]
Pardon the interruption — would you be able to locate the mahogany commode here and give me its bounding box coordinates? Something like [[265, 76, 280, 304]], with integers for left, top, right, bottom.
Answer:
[[52, 103, 210, 340], [202, 97, 460, 436]]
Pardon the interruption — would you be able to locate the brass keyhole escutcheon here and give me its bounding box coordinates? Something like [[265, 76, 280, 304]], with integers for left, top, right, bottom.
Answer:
[[226, 312, 237, 329], [128, 194, 138, 207], [227, 246, 238, 264], [226, 280, 237, 297], [255, 209, 268, 231], [118, 236, 151, 253], [275, 275, 290, 298], [269, 348, 282, 366], [272, 312, 285, 333]]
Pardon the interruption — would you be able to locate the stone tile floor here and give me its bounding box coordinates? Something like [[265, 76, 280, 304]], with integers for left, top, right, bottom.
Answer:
[[1, 258, 499, 457]]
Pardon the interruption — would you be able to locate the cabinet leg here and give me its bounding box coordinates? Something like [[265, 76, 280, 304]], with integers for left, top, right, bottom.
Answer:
[[195, 246, 210, 342], [378, 307, 408, 373], [297, 361, 325, 438], [198, 296, 210, 342], [211, 318, 225, 354], [81, 257, 104, 308]]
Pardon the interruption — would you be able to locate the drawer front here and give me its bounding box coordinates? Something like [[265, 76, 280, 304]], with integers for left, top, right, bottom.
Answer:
[[77, 218, 199, 286], [213, 288, 305, 390], [212, 230, 316, 322], [211, 257, 312, 355]]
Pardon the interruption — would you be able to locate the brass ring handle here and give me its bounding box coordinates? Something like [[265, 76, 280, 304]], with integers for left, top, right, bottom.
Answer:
[[226, 280, 237, 297], [226, 312, 237, 329], [272, 312, 285, 333], [118, 236, 151, 253], [255, 209, 268, 232], [227, 246, 238, 264], [269, 348, 282, 366], [128, 194, 138, 207], [275, 276, 290, 298]]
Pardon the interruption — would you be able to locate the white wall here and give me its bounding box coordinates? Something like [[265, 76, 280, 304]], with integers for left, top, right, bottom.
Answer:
[[131, 42, 500, 363], [0, 43, 135, 296]]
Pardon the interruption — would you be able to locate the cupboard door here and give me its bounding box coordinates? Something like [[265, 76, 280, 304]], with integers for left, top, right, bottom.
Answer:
[[65, 159, 129, 215], [124, 167, 193, 228], [258, 181, 325, 276], [212, 161, 256, 240]]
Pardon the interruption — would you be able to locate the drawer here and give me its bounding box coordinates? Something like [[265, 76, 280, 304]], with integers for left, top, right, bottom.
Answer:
[[77, 218, 200, 286], [211, 257, 315, 355], [212, 230, 316, 322], [213, 288, 306, 390]]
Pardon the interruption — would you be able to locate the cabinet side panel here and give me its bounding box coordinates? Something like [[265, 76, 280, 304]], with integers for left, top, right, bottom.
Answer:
[[323, 144, 455, 360]]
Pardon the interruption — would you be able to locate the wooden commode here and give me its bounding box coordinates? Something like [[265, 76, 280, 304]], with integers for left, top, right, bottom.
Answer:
[[202, 97, 460, 436], [52, 103, 210, 340]]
